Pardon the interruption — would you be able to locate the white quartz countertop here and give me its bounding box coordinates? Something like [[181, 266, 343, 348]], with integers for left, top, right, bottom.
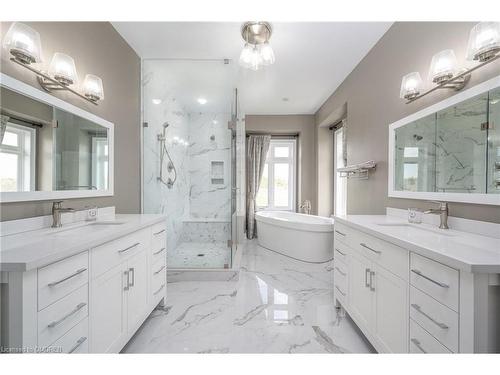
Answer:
[[0, 214, 165, 272], [334, 215, 500, 274]]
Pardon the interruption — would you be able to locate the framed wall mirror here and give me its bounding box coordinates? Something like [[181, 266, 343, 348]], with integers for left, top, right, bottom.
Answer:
[[389, 75, 500, 206], [0, 73, 114, 202]]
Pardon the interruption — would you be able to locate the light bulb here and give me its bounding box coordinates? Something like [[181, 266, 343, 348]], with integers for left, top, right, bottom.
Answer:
[[429, 49, 458, 83], [250, 46, 263, 71], [260, 42, 275, 65], [48, 53, 78, 86], [400, 72, 422, 100], [466, 22, 500, 62], [82, 74, 104, 102], [239, 43, 253, 68]]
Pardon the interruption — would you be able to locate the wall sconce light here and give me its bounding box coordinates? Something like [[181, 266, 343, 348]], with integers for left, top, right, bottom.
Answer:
[[400, 22, 499, 104], [400, 72, 422, 100], [2, 22, 104, 105]]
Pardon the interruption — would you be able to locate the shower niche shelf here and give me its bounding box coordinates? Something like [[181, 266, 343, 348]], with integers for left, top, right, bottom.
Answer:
[[210, 161, 225, 185]]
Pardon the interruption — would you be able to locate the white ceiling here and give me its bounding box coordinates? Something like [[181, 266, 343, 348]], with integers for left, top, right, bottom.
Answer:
[[112, 22, 392, 115]]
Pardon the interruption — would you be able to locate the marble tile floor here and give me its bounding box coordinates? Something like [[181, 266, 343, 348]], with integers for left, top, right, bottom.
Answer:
[[167, 241, 231, 269], [123, 240, 375, 353]]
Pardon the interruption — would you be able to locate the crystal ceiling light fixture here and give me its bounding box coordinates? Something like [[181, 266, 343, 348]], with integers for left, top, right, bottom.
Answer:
[[239, 21, 275, 71], [2, 22, 103, 105], [400, 22, 500, 104]]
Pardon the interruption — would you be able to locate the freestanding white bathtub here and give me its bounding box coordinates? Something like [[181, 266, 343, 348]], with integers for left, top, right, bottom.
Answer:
[[255, 211, 334, 263]]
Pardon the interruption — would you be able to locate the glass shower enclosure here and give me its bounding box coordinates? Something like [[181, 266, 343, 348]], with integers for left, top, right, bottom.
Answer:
[[142, 59, 237, 269]]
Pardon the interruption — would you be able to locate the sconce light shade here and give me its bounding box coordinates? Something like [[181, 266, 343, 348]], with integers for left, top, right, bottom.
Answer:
[[429, 49, 458, 83], [239, 43, 253, 68], [250, 46, 263, 71], [82, 74, 104, 102], [260, 42, 275, 65], [466, 22, 500, 62], [2, 22, 42, 64], [48, 53, 78, 86], [400, 72, 422, 100]]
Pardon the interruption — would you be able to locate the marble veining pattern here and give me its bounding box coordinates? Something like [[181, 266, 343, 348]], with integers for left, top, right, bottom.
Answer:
[[167, 242, 231, 269], [123, 240, 374, 353]]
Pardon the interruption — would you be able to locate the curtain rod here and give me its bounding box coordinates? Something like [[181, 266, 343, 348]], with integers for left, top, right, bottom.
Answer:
[[329, 118, 346, 131], [246, 132, 298, 138]]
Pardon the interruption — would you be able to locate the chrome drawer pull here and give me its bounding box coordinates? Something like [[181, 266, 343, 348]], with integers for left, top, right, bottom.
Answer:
[[129, 267, 135, 287], [154, 229, 166, 236], [411, 304, 449, 329], [411, 269, 449, 288], [68, 336, 87, 353], [48, 302, 87, 328], [153, 247, 166, 255], [48, 268, 87, 287], [154, 265, 166, 275], [334, 266, 346, 276], [335, 285, 346, 296], [365, 268, 370, 287], [124, 270, 130, 291], [335, 248, 346, 256], [154, 284, 166, 295], [360, 243, 381, 254], [411, 338, 427, 353], [369, 271, 375, 291], [118, 242, 140, 254], [335, 230, 346, 236]]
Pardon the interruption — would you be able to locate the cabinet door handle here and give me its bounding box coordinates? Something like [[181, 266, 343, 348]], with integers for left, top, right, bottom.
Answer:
[[68, 336, 87, 353], [129, 267, 135, 287], [365, 268, 370, 287], [154, 229, 166, 236], [154, 284, 165, 295], [48, 302, 86, 328], [335, 285, 346, 296], [410, 338, 427, 353], [360, 243, 381, 254], [369, 271, 375, 291], [335, 230, 346, 236], [124, 270, 129, 291], [153, 247, 166, 255], [334, 266, 346, 276], [118, 242, 140, 254], [411, 304, 449, 329], [411, 269, 449, 288], [48, 268, 87, 287], [154, 265, 166, 275], [335, 248, 346, 256]]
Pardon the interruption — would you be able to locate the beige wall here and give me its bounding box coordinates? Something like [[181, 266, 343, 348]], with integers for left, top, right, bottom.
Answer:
[[0, 22, 141, 221], [315, 22, 500, 223], [245, 115, 317, 214]]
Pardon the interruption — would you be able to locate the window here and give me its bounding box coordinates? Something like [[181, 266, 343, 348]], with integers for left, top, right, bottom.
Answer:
[[334, 126, 347, 216], [256, 139, 296, 211], [0, 123, 36, 192]]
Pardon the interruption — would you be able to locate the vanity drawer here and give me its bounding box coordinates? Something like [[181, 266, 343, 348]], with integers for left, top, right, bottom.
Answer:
[[334, 260, 348, 302], [409, 319, 451, 353], [152, 266, 167, 300], [353, 230, 408, 281], [151, 221, 166, 254], [91, 228, 149, 278], [38, 251, 89, 310], [334, 222, 351, 245], [334, 240, 350, 263], [38, 284, 88, 347], [152, 243, 166, 265], [410, 253, 459, 312], [410, 286, 458, 352], [50, 317, 89, 354]]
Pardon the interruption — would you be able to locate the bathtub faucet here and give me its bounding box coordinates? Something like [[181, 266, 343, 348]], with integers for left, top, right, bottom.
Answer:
[[299, 200, 312, 215]]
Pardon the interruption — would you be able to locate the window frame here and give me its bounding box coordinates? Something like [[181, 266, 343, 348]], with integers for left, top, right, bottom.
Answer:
[[0, 122, 36, 192], [256, 138, 297, 212], [333, 126, 347, 216]]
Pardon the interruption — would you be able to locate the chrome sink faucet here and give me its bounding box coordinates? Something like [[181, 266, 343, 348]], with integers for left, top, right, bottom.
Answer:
[[51, 201, 76, 228], [424, 201, 449, 229]]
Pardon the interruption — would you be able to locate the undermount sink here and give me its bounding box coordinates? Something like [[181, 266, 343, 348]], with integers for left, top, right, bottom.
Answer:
[[46, 221, 126, 236], [375, 222, 455, 237]]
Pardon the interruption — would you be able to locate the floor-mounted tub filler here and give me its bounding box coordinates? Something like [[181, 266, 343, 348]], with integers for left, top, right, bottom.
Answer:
[[255, 211, 334, 263]]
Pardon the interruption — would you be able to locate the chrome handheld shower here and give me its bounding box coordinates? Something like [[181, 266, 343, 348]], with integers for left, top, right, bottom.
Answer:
[[157, 122, 177, 189]]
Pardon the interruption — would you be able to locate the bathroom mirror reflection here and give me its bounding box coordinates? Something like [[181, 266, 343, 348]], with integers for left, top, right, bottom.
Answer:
[[0, 76, 113, 202], [389, 75, 500, 205]]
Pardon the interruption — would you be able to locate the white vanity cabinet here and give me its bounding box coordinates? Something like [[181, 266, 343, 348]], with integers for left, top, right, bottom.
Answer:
[[0, 216, 167, 354], [334, 217, 500, 354]]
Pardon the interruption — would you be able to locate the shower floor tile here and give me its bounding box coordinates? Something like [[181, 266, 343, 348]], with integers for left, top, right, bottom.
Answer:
[[123, 240, 375, 353], [168, 241, 231, 269]]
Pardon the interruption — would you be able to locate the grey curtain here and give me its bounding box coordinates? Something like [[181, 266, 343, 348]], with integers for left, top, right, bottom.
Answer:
[[0, 115, 9, 144], [246, 134, 271, 239]]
